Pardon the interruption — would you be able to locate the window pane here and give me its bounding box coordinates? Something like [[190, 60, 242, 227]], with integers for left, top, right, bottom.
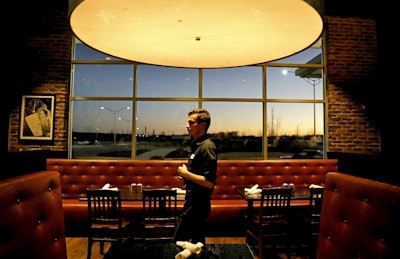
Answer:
[[203, 67, 262, 98], [73, 64, 134, 97], [267, 67, 323, 100], [74, 41, 122, 60], [137, 65, 198, 98], [266, 102, 324, 159], [70, 37, 326, 160], [135, 101, 196, 159], [271, 39, 322, 64], [71, 100, 133, 158], [135, 102, 263, 160], [203, 102, 263, 159]]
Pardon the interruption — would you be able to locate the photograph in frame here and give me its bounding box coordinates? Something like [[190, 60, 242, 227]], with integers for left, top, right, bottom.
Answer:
[[19, 95, 55, 143]]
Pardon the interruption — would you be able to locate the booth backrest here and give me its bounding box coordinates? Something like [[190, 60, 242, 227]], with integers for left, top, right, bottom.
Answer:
[[213, 159, 337, 199], [317, 172, 400, 259], [46, 158, 338, 200], [0, 171, 67, 259]]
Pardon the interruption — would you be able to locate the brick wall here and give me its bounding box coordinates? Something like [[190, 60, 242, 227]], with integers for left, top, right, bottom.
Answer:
[[7, 4, 71, 152], [6, 5, 382, 154], [325, 16, 381, 153]]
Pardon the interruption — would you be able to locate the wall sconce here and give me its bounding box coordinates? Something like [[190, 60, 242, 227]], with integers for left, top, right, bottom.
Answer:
[[69, 0, 323, 68]]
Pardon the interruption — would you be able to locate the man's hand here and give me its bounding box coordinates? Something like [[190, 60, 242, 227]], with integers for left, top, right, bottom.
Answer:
[[177, 164, 188, 180]]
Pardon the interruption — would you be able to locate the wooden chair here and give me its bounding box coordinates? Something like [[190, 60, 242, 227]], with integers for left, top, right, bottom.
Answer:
[[141, 188, 178, 242], [86, 189, 131, 259], [245, 187, 292, 259], [307, 186, 324, 259]]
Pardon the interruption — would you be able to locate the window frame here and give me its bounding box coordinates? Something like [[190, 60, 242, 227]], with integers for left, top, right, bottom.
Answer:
[[69, 37, 326, 160]]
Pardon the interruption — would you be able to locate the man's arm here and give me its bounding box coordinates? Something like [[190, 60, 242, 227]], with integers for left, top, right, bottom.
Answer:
[[177, 164, 214, 189]]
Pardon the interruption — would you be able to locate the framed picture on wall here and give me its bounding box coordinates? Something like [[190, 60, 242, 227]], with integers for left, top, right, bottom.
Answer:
[[19, 94, 55, 144]]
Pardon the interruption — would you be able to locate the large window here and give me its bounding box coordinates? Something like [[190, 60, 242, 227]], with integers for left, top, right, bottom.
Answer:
[[70, 37, 325, 160]]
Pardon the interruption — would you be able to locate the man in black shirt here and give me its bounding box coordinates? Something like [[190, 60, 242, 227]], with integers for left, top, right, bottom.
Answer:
[[172, 108, 218, 244]]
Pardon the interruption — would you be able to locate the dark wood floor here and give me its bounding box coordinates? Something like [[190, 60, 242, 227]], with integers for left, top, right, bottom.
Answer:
[[66, 237, 310, 259]]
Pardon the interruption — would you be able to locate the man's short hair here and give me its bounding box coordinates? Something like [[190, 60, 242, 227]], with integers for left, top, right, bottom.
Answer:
[[188, 108, 211, 131]]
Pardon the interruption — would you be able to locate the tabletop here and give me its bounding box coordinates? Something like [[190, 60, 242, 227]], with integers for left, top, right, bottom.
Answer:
[[235, 186, 311, 201], [79, 187, 186, 201]]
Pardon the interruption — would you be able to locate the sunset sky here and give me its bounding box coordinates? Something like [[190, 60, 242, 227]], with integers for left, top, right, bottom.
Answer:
[[72, 45, 323, 137]]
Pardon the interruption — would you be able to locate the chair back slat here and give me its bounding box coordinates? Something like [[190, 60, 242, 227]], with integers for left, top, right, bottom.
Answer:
[[86, 188, 130, 258], [260, 187, 292, 217], [142, 188, 178, 242], [309, 187, 324, 221], [143, 189, 177, 219], [247, 186, 292, 259], [87, 189, 122, 225], [307, 186, 325, 258]]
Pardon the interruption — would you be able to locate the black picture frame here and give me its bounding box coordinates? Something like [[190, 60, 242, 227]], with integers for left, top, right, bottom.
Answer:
[[19, 95, 55, 145]]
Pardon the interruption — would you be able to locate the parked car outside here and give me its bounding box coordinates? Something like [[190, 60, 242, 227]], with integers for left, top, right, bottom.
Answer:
[[280, 149, 323, 159]]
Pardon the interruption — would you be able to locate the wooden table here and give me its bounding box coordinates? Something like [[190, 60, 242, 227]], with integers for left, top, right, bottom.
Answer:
[[235, 186, 311, 212], [79, 187, 186, 201]]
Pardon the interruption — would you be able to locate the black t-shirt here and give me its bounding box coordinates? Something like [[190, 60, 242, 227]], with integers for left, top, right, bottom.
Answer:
[[185, 134, 218, 204]]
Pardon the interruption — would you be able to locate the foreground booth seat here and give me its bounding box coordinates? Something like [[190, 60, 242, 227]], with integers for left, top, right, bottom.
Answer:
[[0, 171, 67, 259], [316, 172, 400, 259]]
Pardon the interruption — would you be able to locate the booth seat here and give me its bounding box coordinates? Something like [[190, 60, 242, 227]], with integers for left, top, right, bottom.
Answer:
[[317, 172, 400, 259], [46, 158, 338, 236], [0, 171, 67, 259]]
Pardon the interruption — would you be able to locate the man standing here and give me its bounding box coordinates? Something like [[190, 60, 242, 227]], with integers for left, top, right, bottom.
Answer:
[[173, 108, 218, 244]]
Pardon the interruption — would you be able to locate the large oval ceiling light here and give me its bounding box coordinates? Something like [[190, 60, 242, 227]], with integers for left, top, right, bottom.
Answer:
[[69, 0, 323, 68]]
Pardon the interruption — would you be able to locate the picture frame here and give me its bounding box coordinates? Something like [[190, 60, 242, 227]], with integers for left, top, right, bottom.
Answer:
[[19, 94, 55, 144]]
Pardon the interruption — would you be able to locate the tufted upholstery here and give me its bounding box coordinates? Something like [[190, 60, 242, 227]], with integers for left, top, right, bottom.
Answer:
[[316, 172, 400, 259], [0, 171, 67, 259], [46, 158, 338, 232], [213, 160, 334, 199]]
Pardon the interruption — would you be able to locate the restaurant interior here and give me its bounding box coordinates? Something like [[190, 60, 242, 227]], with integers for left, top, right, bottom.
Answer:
[[1, 1, 397, 259]]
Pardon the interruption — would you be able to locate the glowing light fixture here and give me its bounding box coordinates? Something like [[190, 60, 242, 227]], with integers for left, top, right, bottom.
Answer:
[[69, 0, 323, 68]]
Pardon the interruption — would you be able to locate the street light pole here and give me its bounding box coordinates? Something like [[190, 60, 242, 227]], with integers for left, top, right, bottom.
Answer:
[[118, 117, 132, 134], [282, 69, 321, 136], [302, 78, 321, 136], [100, 106, 130, 143], [313, 82, 316, 136]]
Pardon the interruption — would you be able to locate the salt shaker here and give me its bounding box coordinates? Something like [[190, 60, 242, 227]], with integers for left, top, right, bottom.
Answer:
[[137, 183, 143, 192], [288, 183, 295, 196], [130, 183, 137, 192]]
